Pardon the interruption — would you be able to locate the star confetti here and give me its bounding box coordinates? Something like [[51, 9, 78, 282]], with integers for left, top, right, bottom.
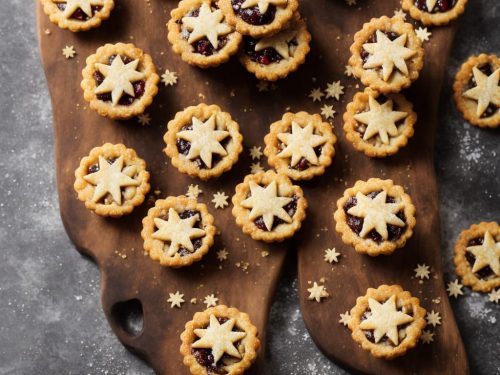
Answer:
[[420, 330, 434, 344], [321, 105, 335, 120], [307, 282, 329, 302], [415, 27, 432, 42], [414, 264, 431, 280], [489, 289, 500, 304], [161, 69, 178, 86], [344, 65, 354, 77], [212, 191, 229, 209], [256, 81, 269, 92], [325, 80, 344, 100], [137, 113, 151, 126], [426, 310, 442, 327], [62, 45, 76, 59], [249, 146, 263, 160], [217, 248, 229, 262], [167, 291, 185, 308], [308, 87, 325, 102], [186, 184, 202, 199], [446, 280, 464, 298], [393, 9, 407, 20], [204, 294, 219, 307], [324, 248, 341, 263], [250, 162, 264, 174], [339, 311, 351, 326]]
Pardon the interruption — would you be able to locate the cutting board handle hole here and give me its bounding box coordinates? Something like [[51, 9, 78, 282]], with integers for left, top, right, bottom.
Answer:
[[111, 299, 144, 337]]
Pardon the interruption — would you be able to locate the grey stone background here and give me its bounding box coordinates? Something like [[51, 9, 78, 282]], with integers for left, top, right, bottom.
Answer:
[[0, 1, 498, 374]]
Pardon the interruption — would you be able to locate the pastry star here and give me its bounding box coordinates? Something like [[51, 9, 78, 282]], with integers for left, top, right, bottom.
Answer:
[[241, 181, 292, 231], [489, 289, 500, 304], [446, 279, 464, 298], [466, 231, 500, 276], [62, 45, 76, 59], [167, 291, 185, 308], [307, 282, 329, 302], [420, 330, 434, 344], [255, 30, 297, 60], [426, 310, 441, 327], [414, 264, 431, 280], [325, 80, 344, 100], [320, 104, 335, 120], [161, 69, 178, 86], [250, 162, 264, 174], [324, 248, 341, 263], [347, 191, 405, 240], [212, 191, 229, 209], [84, 156, 139, 205], [362, 30, 416, 82], [249, 146, 263, 160], [241, 0, 287, 14], [463, 66, 500, 117], [186, 184, 202, 199], [309, 88, 324, 102], [359, 295, 414, 345], [277, 121, 327, 167], [152, 208, 206, 257], [216, 248, 229, 261], [339, 311, 351, 326], [415, 27, 431, 43], [182, 3, 232, 49], [192, 315, 246, 365], [94, 56, 145, 106], [204, 294, 219, 307], [177, 115, 229, 168], [354, 95, 408, 144], [56, 0, 104, 19]]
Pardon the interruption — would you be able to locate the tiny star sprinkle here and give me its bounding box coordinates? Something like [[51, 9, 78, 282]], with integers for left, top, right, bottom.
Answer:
[[137, 113, 151, 126], [324, 248, 341, 264], [415, 27, 432, 42], [325, 80, 344, 100], [446, 280, 464, 298], [420, 330, 434, 344], [307, 282, 329, 302], [345, 0, 356, 5], [190, 298, 198, 304], [62, 45, 76, 59], [394, 9, 407, 19], [256, 81, 269, 92], [261, 250, 269, 257], [321, 105, 335, 120], [167, 291, 185, 308], [426, 310, 442, 327], [212, 191, 229, 209], [309, 88, 325, 102], [250, 162, 264, 174], [344, 65, 354, 77], [488, 289, 500, 304], [161, 69, 178, 86], [204, 294, 219, 307], [249, 146, 263, 160], [414, 264, 431, 280], [216, 248, 229, 262], [339, 311, 351, 326], [186, 184, 202, 199]]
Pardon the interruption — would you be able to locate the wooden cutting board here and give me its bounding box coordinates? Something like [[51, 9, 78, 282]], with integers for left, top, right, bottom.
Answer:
[[36, 0, 469, 374]]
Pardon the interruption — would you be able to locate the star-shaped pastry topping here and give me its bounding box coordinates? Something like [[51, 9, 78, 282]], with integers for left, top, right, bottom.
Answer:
[[182, 3, 232, 49], [177, 115, 229, 169], [250, 162, 264, 174], [84, 156, 139, 205], [425, 0, 438, 11], [212, 191, 229, 209], [359, 295, 414, 345], [446, 279, 464, 298], [256, 81, 269, 92], [204, 294, 219, 308], [186, 184, 202, 199], [462, 66, 500, 117], [276, 121, 327, 167], [426, 310, 441, 327], [167, 291, 185, 308], [339, 311, 351, 326], [57, 0, 104, 19], [161, 69, 178, 86], [347, 191, 405, 240], [241, 181, 293, 231], [137, 113, 151, 126], [307, 282, 329, 302], [217, 248, 229, 262], [94, 56, 145, 106], [325, 80, 344, 100], [62, 45, 76, 59], [415, 27, 431, 43], [466, 230, 500, 276], [393, 9, 407, 20], [192, 315, 246, 365], [324, 248, 341, 263], [320, 104, 335, 120], [414, 264, 431, 280], [489, 289, 500, 304], [241, 0, 287, 14], [152, 208, 206, 257], [249, 146, 263, 160], [255, 30, 298, 60], [362, 30, 417, 81], [309, 87, 324, 102], [420, 330, 434, 344], [344, 65, 354, 77], [354, 95, 408, 144]]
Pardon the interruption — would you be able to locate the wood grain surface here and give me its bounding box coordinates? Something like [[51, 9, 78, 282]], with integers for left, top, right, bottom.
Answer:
[[36, 0, 469, 374]]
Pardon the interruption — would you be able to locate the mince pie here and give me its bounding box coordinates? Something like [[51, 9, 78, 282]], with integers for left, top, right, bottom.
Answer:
[[164, 104, 243, 180], [348, 16, 424, 93], [343, 89, 417, 157], [74, 143, 150, 217], [453, 54, 500, 128], [239, 14, 311, 81], [180, 305, 260, 375], [40, 0, 114, 32], [219, 0, 298, 38], [454, 222, 500, 293], [334, 178, 416, 256], [349, 284, 426, 359], [141, 195, 216, 268], [232, 170, 307, 242], [167, 0, 242, 68], [402, 0, 468, 26], [81, 43, 160, 120], [264, 111, 336, 180]]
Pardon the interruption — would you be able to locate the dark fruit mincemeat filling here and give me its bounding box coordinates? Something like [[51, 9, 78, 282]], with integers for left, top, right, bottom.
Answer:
[[231, 0, 276, 25], [414, 0, 458, 13], [56, 3, 102, 20]]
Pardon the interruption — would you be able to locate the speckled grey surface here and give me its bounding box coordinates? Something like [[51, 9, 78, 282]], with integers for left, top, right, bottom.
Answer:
[[0, 1, 498, 374]]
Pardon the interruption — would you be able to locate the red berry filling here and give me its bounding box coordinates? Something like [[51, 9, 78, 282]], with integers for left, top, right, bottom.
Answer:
[[414, 0, 458, 13], [56, 3, 102, 20], [231, 0, 276, 25], [243, 36, 297, 65]]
